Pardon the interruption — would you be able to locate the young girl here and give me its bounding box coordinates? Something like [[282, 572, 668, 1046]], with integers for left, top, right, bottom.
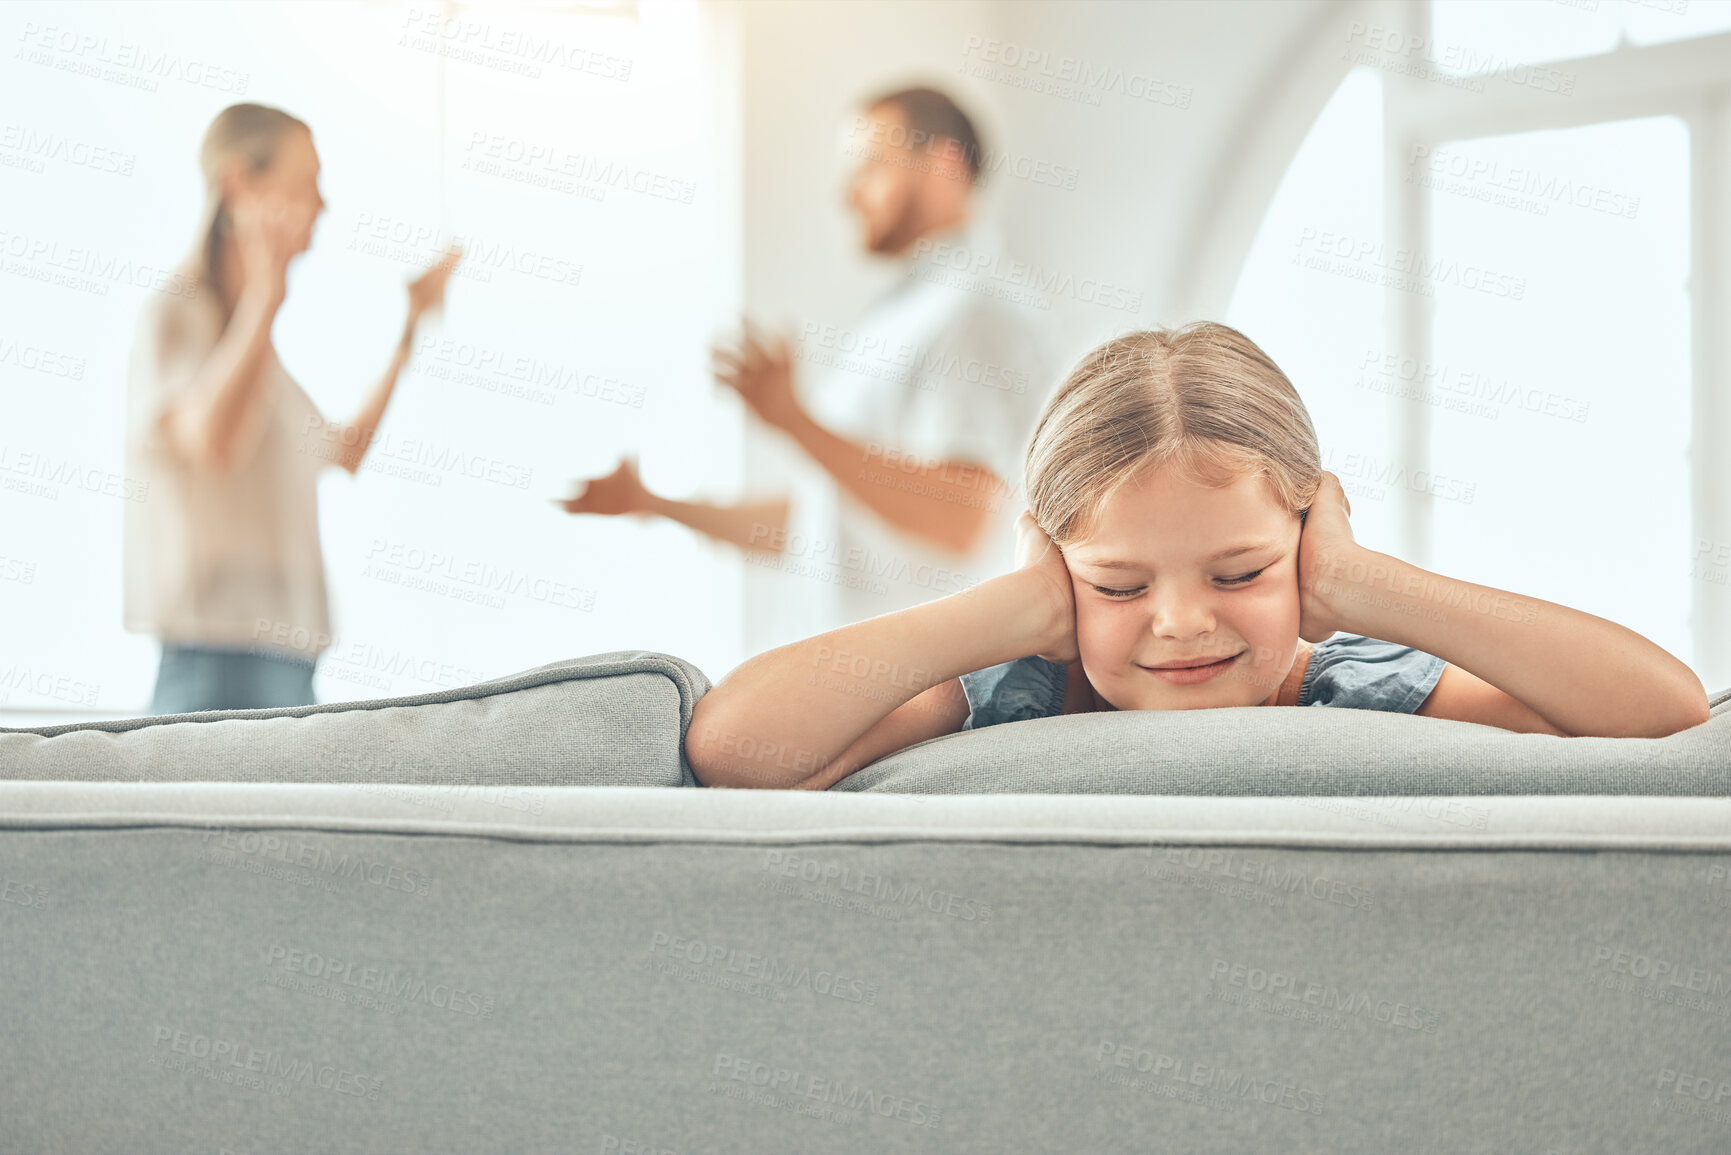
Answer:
[[686, 323, 1710, 790]]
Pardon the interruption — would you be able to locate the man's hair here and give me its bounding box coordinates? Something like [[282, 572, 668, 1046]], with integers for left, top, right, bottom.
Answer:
[[864, 86, 986, 183]]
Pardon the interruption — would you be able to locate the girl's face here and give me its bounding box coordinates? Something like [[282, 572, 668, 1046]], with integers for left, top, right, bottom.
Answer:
[[1062, 462, 1305, 711]]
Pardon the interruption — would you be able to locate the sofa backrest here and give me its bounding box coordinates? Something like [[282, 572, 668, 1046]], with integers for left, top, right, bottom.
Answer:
[[0, 650, 710, 788]]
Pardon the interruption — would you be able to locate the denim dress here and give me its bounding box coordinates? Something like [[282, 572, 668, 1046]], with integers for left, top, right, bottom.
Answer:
[[959, 634, 1448, 730]]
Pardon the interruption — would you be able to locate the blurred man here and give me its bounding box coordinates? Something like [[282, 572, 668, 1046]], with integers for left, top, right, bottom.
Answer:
[[562, 86, 1054, 631]]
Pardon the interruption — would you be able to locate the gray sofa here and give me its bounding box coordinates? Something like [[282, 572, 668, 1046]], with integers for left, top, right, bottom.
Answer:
[[4, 649, 1731, 1154]]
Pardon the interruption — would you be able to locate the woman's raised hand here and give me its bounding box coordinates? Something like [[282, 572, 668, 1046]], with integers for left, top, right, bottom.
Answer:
[[230, 192, 312, 306], [407, 245, 463, 326], [1014, 509, 1080, 665]]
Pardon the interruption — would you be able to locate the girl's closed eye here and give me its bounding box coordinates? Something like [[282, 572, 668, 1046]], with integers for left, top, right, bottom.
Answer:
[[1217, 567, 1266, 586], [1091, 568, 1267, 599]]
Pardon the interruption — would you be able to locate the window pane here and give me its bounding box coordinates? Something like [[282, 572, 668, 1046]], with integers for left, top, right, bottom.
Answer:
[[1426, 116, 1691, 664], [1430, 0, 1731, 75], [1431, 0, 1620, 74], [1623, 0, 1731, 47]]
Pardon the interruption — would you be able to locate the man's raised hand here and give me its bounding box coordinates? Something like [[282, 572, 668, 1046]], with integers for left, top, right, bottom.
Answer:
[[556, 456, 650, 517], [711, 320, 801, 431]]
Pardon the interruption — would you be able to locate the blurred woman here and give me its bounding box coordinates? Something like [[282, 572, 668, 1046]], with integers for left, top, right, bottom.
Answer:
[[123, 102, 460, 714]]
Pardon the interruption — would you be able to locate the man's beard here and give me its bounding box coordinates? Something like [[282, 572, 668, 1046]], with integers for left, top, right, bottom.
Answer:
[[867, 198, 926, 256]]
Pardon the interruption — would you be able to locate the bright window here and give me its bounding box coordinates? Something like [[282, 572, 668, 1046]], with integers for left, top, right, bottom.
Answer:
[[1431, 0, 1731, 73], [1427, 116, 1692, 663], [1230, 28, 1715, 678]]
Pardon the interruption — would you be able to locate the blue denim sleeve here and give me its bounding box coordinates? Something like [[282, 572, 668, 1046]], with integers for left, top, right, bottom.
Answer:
[[1298, 633, 1447, 713], [959, 655, 1068, 730]]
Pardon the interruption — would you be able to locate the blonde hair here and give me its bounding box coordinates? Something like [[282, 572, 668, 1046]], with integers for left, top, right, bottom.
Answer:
[[179, 103, 310, 323], [1024, 322, 1322, 546]]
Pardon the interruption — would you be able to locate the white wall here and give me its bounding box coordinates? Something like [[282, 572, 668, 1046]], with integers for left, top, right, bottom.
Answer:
[[993, 0, 1339, 329]]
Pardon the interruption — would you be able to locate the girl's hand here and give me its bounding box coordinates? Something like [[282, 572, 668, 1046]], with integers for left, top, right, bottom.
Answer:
[[407, 245, 463, 326], [231, 192, 311, 306], [1297, 470, 1372, 643], [1013, 509, 1080, 664]]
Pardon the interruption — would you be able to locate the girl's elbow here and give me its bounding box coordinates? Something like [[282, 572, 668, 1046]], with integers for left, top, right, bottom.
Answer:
[[1614, 693, 1711, 738], [685, 750, 783, 790], [684, 700, 728, 786], [1658, 675, 1713, 735], [686, 739, 745, 788], [684, 700, 772, 789], [685, 742, 731, 788], [1659, 696, 1713, 736]]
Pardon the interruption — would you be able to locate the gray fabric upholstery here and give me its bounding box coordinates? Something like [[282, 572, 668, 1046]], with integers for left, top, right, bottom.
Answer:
[[835, 685, 1731, 796], [2, 784, 1728, 1154], [0, 650, 711, 788], [7, 649, 1725, 800]]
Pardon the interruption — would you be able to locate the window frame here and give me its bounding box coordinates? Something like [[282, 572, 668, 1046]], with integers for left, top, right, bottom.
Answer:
[[1382, 14, 1731, 678]]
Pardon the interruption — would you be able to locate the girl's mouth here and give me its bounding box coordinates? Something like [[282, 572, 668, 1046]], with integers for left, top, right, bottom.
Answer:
[[1139, 652, 1242, 685]]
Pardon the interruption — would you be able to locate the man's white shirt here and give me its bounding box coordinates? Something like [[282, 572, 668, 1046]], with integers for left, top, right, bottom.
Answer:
[[773, 221, 1059, 632]]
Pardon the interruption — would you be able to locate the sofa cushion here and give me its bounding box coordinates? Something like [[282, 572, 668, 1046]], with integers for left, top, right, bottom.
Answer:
[[832, 686, 1731, 796], [0, 650, 710, 788]]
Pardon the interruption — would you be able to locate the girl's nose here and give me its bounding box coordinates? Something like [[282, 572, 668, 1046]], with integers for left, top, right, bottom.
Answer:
[[1146, 586, 1216, 639]]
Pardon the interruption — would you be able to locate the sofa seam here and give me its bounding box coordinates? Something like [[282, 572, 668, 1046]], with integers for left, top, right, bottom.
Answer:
[[4, 817, 1729, 852]]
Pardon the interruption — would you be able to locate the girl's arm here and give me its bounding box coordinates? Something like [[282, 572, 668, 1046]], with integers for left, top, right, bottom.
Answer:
[[1300, 474, 1710, 738], [687, 561, 1073, 789]]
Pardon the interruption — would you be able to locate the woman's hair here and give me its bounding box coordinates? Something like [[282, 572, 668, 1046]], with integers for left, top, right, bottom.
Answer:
[[1024, 322, 1322, 546], [180, 103, 309, 324]]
